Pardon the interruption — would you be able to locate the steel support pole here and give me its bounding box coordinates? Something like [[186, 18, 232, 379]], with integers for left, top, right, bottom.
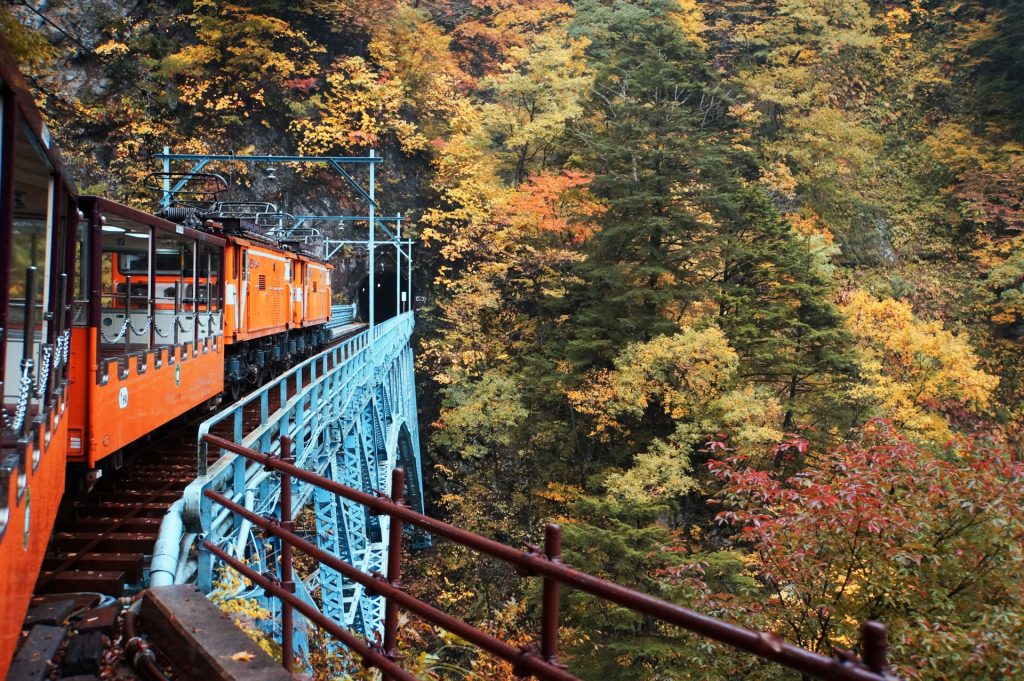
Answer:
[[0, 92, 16, 405], [395, 216, 401, 315], [192, 243, 198, 351], [148, 226, 156, 351], [368, 149, 375, 329], [280, 436, 296, 672], [124, 275, 133, 357], [162, 146, 171, 209]]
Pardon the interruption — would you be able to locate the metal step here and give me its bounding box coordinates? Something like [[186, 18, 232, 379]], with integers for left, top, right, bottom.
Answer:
[[43, 553, 144, 582], [57, 517, 163, 533], [52, 532, 157, 554], [36, 570, 125, 596], [71, 502, 171, 518], [91, 491, 180, 504]]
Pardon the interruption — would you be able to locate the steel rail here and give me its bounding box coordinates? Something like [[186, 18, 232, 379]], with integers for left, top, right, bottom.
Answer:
[[202, 541, 417, 681], [205, 487, 583, 681], [201, 433, 896, 681]]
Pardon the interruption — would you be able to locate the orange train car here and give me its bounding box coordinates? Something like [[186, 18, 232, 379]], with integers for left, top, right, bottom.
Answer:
[[67, 198, 227, 467], [0, 35, 79, 673], [65, 201, 336, 462]]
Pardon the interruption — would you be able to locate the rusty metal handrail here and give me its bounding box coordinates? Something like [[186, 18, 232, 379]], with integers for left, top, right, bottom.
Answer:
[[201, 433, 896, 681]]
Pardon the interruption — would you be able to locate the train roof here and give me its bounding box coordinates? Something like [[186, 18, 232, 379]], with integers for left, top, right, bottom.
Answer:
[[0, 34, 75, 196], [80, 195, 227, 247]]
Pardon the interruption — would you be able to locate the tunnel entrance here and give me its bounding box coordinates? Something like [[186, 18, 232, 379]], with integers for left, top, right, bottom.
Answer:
[[356, 272, 413, 323]]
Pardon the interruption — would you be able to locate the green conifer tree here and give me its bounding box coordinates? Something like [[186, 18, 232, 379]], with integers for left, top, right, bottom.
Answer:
[[568, 0, 856, 433]]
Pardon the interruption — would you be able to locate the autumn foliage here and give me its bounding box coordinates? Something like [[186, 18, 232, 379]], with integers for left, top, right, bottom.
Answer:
[[11, 0, 1024, 678], [710, 421, 1024, 678]]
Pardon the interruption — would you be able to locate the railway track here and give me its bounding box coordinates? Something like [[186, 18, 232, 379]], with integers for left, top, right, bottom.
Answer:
[[34, 325, 365, 601]]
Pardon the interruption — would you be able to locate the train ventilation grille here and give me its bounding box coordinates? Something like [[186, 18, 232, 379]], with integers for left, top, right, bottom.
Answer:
[[258, 274, 267, 291]]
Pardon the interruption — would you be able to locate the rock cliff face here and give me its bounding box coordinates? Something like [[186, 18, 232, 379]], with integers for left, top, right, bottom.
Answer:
[[11, 0, 427, 301]]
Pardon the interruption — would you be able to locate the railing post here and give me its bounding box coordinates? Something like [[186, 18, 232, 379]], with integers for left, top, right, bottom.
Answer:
[[382, 467, 406, 679], [21, 266, 37, 438], [541, 524, 562, 666], [861, 621, 890, 676], [125, 274, 133, 356], [279, 436, 296, 672], [173, 281, 180, 346]]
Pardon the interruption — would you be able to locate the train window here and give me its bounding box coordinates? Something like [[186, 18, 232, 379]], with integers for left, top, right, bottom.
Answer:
[[197, 243, 221, 311], [150, 234, 196, 347], [3, 118, 54, 425], [97, 214, 151, 359], [119, 250, 188, 276], [73, 219, 89, 326]]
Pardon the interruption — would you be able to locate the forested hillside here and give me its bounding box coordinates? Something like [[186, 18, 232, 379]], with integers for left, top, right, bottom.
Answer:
[[5, 0, 1023, 678]]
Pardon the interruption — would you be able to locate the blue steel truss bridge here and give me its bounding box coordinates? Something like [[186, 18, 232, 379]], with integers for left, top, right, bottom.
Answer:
[[149, 310, 425, 657]]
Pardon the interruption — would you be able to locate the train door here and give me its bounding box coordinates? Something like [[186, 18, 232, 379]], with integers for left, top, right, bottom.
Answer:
[[240, 246, 249, 337], [290, 258, 302, 327]]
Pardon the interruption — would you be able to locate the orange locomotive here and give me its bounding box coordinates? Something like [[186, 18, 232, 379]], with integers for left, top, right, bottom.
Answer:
[[0, 38, 334, 673]]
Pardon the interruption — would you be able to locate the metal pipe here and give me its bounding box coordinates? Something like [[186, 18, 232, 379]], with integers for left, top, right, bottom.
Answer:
[[125, 274, 133, 355], [203, 541, 418, 681], [22, 267, 37, 368], [150, 499, 185, 587], [21, 266, 37, 438], [174, 533, 197, 583], [0, 90, 17, 406], [201, 433, 892, 681], [192, 244, 198, 348], [395, 216, 401, 316], [154, 153, 385, 164], [149, 226, 156, 351], [53, 272, 67, 394], [162, 145, 171, 207], [125, 601, 173, 681], [174, 281, 181, 346], [368, 149, 375, 329], [233, 487, 257, 558]]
